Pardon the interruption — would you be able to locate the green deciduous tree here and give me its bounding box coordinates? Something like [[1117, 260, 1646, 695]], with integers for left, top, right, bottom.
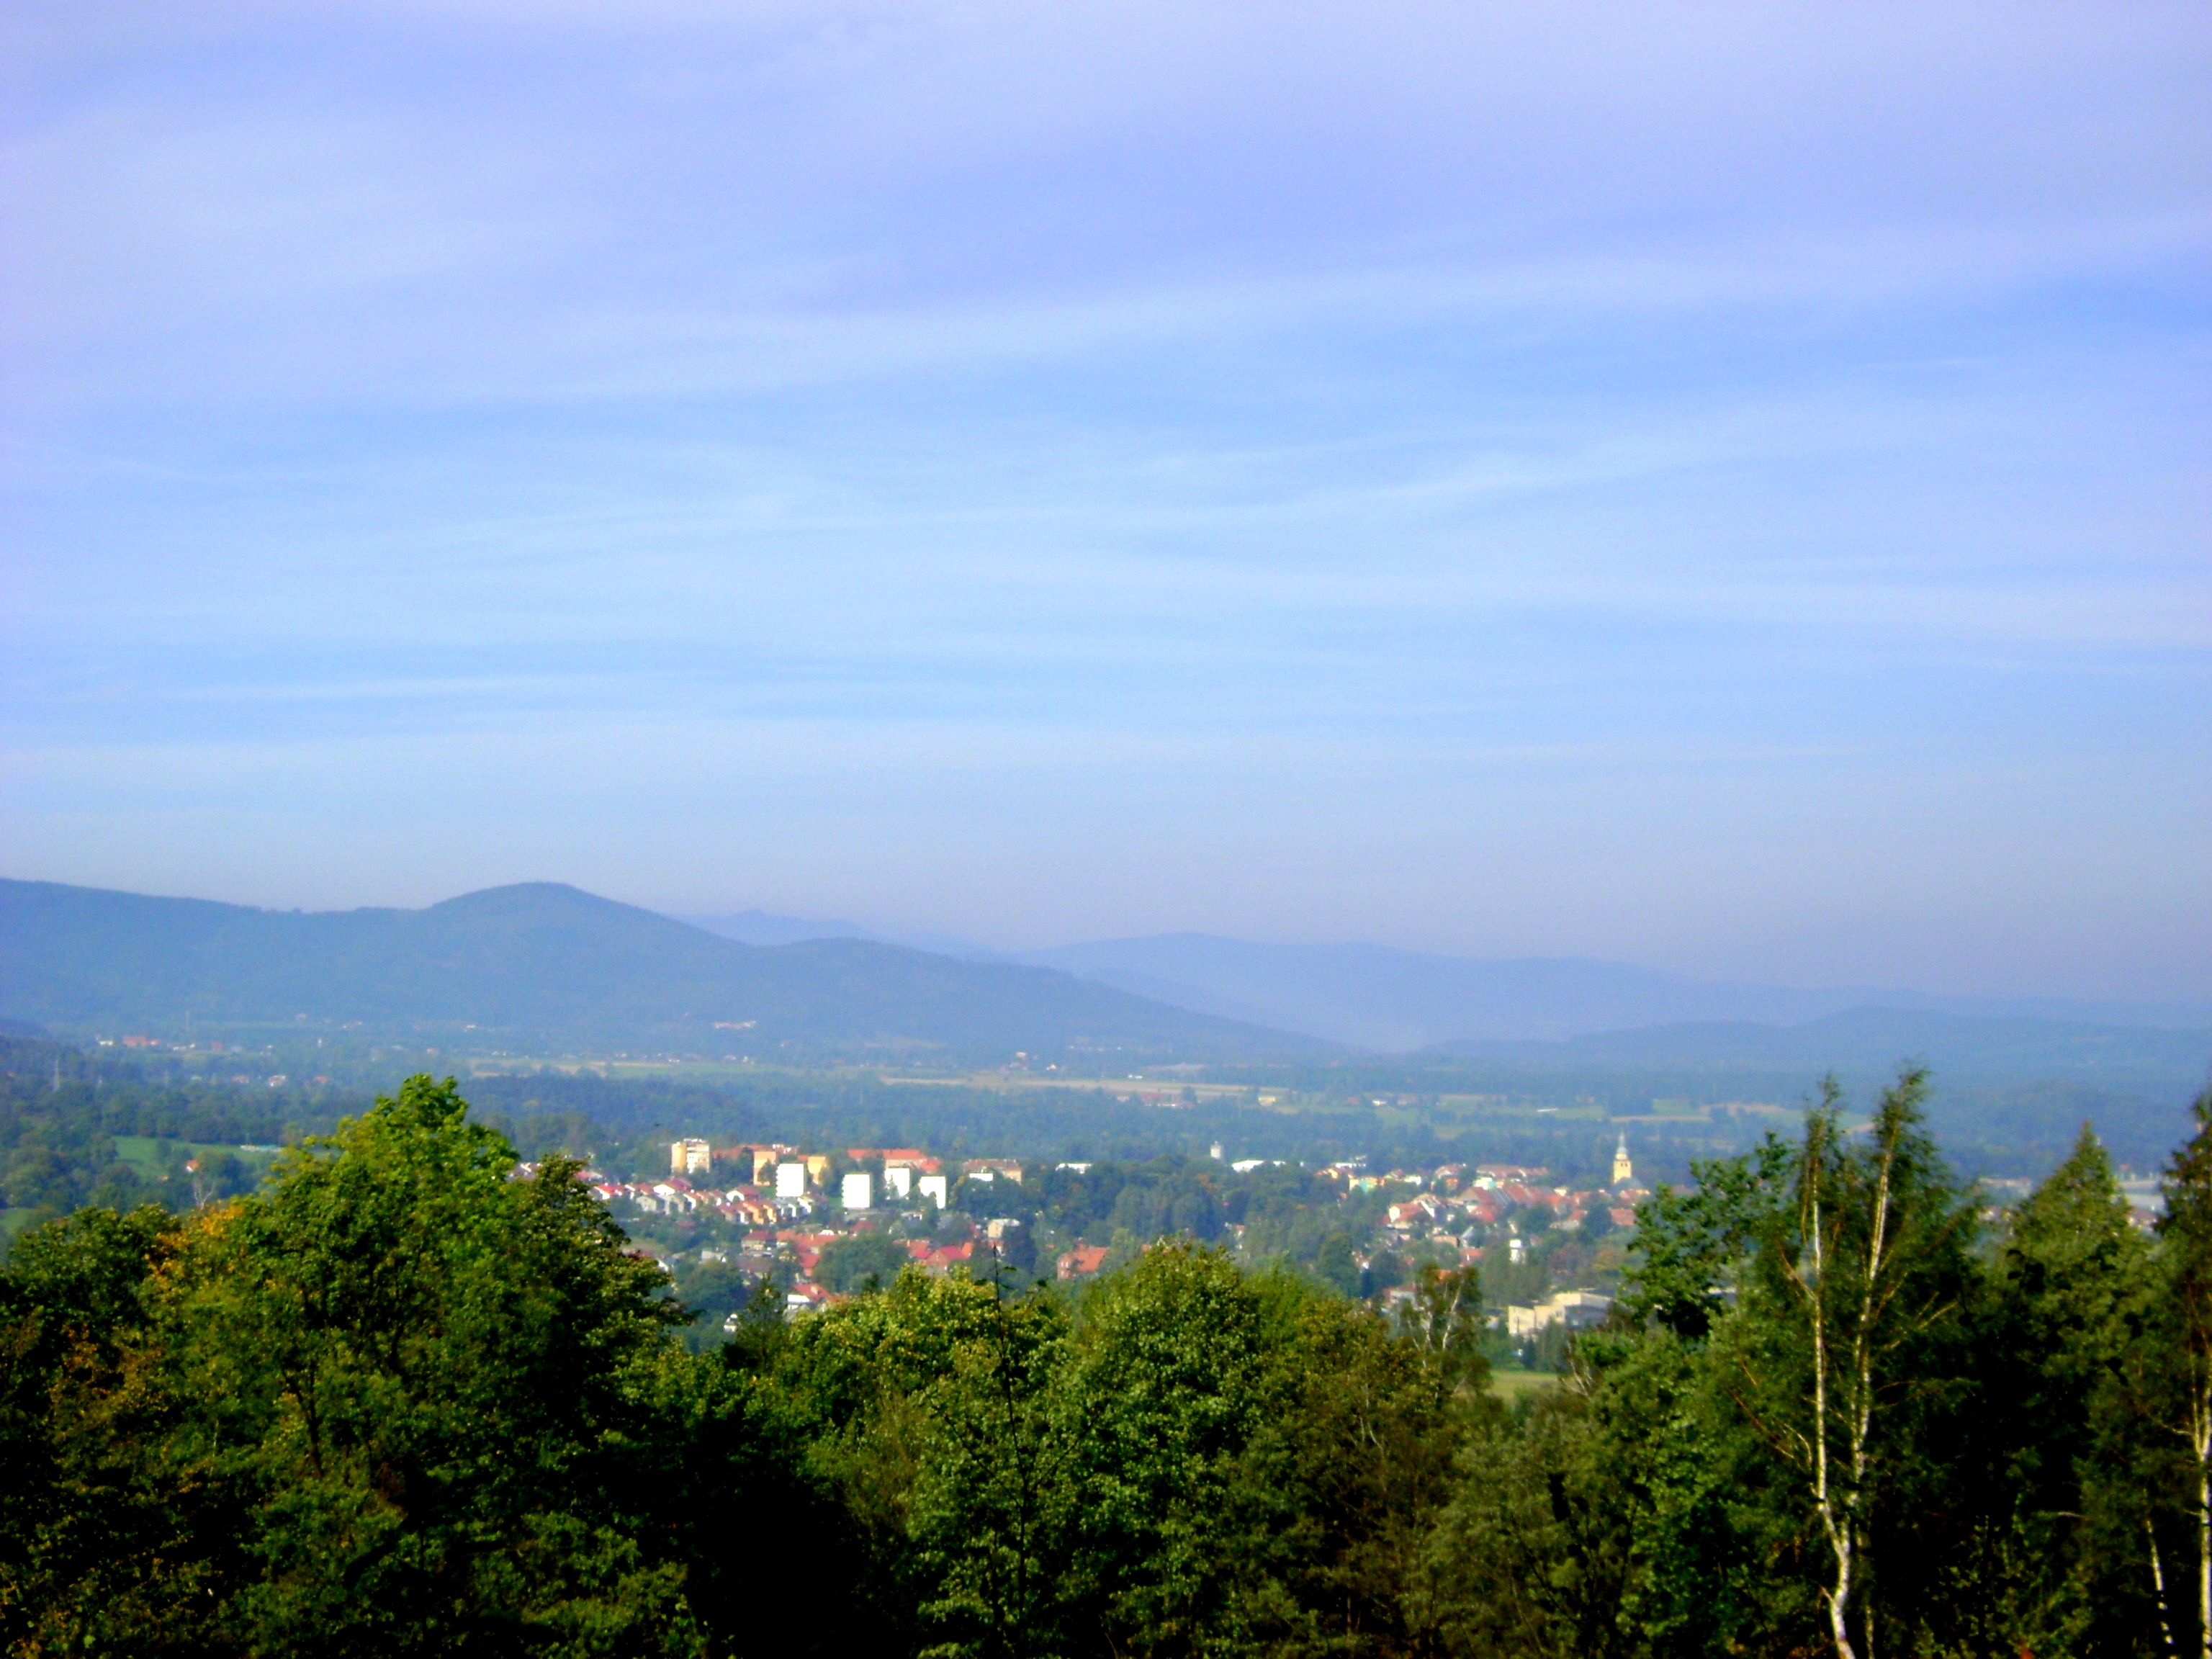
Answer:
[[906, 1285, 1077, 1659], [1625, 1134, 1793, 1341], [13, 1065, 2212, 1659], [817, 1231, 913, 1295], [1056, 1243, 1285, 1652], [2159, 1082, 2212, 1659], [0, 1203, 212, 1654], [1973, 1123, 2164, 1654], [1725, 1069, 1979, 1659], [188, 1078, 698, 1652], [3, 1076, 740, 1655]]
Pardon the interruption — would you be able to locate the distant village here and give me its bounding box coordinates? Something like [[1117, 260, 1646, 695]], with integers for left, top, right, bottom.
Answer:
[[553, 1131, 1658, 1344]]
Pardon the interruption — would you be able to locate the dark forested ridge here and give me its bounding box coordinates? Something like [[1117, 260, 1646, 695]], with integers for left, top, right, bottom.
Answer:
[[6, 1066, 2211, 1657], [0, 878, 1324, 1061]]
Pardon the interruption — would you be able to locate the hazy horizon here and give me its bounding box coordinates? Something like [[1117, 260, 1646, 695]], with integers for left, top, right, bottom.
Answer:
[[5, 2, 2207, 1005], [9, 872, 2212, 1028]]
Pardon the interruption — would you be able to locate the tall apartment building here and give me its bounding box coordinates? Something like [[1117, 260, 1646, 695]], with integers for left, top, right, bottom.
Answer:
[[670, 1138, 711, 1176]]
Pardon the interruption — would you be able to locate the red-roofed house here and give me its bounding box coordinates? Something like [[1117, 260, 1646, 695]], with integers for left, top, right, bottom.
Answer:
[[906, 1240, 976, 1274], [1057, 1245, 1110, 1281]]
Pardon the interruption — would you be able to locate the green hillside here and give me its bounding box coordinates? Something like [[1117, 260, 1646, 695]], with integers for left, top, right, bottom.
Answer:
[[0, 879, 1323, 1062]]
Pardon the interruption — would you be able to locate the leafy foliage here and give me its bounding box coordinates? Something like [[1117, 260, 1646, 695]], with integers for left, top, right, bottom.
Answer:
[[4, 1069, 2208, 1658], [816, 1233, 914, 1295]]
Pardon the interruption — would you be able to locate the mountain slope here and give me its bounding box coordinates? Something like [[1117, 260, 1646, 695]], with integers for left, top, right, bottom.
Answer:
[[0, 880, 1323, 1059], [683, 910, 1004, 959], [1022, 934, 1853, 1048], [680, 909, 873, 946]]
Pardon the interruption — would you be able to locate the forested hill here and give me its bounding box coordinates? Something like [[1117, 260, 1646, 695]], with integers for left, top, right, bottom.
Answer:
[[0, 879, 1324, 1061]]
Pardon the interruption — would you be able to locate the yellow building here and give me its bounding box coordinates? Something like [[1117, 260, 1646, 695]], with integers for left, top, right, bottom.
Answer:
[[670, 1138, 711, 1177]]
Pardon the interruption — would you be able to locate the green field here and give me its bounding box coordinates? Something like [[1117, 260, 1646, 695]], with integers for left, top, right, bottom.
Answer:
[[112, 1136, 283, 1183], [1487, 1367, 1560, 1403]]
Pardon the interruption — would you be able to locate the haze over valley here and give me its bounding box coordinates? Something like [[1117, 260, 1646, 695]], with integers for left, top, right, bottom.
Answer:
[[6, 874, 2206, 1181]]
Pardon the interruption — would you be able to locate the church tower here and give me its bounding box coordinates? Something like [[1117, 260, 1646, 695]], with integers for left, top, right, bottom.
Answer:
[[1611, 1131, 1633, 1187]]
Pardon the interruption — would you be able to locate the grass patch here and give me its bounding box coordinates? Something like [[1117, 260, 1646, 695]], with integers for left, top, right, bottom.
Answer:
[[112, 1136, 284, 1183], [1488, 1367, 1560, 1403], [111, 1136, 172, 1181]]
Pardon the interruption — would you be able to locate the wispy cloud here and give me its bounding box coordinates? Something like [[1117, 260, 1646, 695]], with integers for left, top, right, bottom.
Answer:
[[1, 0, 2206, 998]]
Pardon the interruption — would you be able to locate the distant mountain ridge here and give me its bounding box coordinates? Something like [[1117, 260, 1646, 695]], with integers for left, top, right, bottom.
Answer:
[[6, 881, 2203, 1087], [675, 917, 2208, 1049], [683, 911, 1002, 960], [1428, 1007, 2212, 1092], [1013, 932, 2211, 1051], [668, 914, 2211, 1085], [0, 880, 1322, 1061], [683, 909, 873, 946]]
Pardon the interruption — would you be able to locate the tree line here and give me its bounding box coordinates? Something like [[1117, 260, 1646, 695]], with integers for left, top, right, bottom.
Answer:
[[3, 1069, 2208, 1657]]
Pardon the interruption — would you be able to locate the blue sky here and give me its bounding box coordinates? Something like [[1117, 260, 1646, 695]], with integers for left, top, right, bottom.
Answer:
[[3, 1, 2207, 1000]]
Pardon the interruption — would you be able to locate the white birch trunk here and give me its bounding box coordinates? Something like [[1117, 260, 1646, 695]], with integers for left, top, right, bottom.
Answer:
[[1802, 1097, 1902, 1659], [1844, 1128, 1897, 1659], [1796, 1114, 1859, 1659], [2195, 1386, 2209, 1659], [2150, 1509, 2179, 1658]]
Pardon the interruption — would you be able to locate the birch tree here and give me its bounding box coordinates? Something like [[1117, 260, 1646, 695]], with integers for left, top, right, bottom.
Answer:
[[1735, 1069, 1976, 1659]]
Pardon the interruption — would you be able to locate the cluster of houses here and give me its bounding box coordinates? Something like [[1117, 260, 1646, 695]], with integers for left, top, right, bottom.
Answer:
[[1339, 1135, 1649, 1262], [577, 1143, 1043, 1312], [736, 1231, 993, 1313], [1318, 1139, 1648, 1337], [574, 1134, 1650, 1328], [589, 1141, 977, 1225]]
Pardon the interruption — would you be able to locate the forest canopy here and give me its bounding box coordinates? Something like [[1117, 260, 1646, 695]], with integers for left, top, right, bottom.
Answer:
[[4, 1070, 2210, 1658]]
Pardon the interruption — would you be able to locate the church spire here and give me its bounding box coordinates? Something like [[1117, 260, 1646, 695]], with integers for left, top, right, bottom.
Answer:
[[1611, 1131, 1633, 1186]]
